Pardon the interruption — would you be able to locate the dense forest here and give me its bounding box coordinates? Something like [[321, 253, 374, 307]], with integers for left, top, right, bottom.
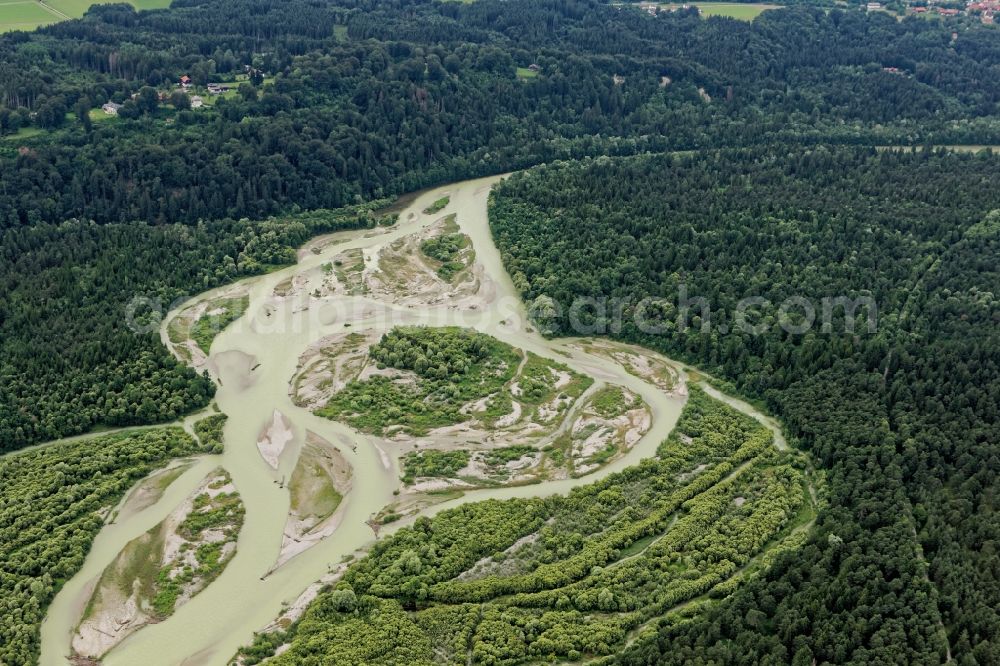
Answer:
[[0, 0, 999, 663], [488, 147, 1000, 662], [2, 0, 1000, 227], [0, 203, 388, 450], [2, 0, 1000, 450]]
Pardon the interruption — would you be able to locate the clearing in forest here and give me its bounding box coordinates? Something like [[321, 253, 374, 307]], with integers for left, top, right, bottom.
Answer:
[[656, 2, 780, 20]]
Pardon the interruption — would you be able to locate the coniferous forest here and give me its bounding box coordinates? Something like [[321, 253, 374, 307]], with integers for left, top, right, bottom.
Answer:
[[3, 0, 1000, 447], [1, 0, 999, 663], [488, 148, 1000, 663]]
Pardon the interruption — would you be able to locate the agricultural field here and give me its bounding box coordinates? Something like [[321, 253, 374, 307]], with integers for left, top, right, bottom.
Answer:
[[0, 1, 61, 32], [0, 0, 170, 31], [658, 2, 780, 20], [48, 0, 170, 14]]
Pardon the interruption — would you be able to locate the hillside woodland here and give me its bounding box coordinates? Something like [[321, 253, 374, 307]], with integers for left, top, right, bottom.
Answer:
[[0, 0, 998, 663]]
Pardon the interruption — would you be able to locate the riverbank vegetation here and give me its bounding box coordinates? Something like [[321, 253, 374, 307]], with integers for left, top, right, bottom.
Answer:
[[168, 295, 249, 357], [488, 148, 1000, 662], [72, 468, 245, 660], [401, 450, 471, 485], [238, 387, 813, 664], [0, 203, 389, 452], [193, 413, 228, 454], [117, 463, 194, 521], [420, 217, 473, 283], [272, 432, 354, 568], [423, 197, 451, 216], [288, 442, 349, 529], [152, 470, 244, 612], [4, 0, 999, 450], [576, 340, 680, 394], [366, 213, 482, 306], [0, 428, 213, 665], [315, 327, 651, 522], [314, 327, 636, 485], [332, 248, 368, 296], [317, 327, 523, 436]]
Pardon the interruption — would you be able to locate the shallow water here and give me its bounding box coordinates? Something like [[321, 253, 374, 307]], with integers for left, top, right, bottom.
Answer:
[[40, 175, 689, 666]]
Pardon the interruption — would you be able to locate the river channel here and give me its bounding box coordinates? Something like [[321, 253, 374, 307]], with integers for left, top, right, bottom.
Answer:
[[41, 174, 696, 666]]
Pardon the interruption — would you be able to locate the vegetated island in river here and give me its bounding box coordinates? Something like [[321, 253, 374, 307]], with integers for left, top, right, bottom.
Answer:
[[235, 385, 818, 664], [295, 325, 654, 522], [71, 468, 245, 662], [273, 430, 354, 569]]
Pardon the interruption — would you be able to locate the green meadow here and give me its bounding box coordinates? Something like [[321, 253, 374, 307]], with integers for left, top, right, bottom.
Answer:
[[0, 0, 170, 32], [0, 1, 61, 32], [659, 2, 780, 20]]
